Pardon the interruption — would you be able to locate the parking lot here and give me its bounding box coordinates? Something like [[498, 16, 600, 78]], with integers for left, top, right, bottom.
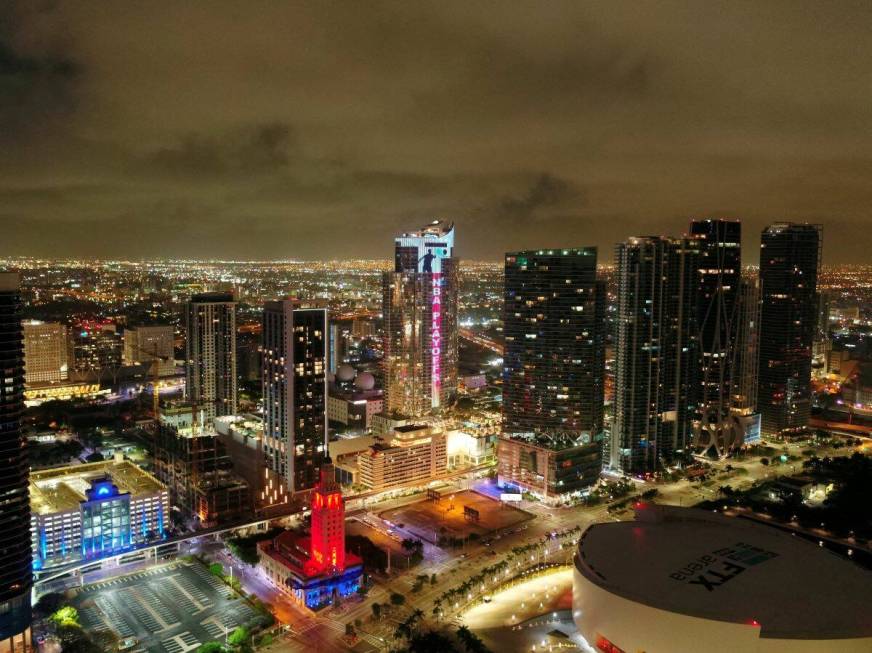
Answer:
[[72, 561, 257, 653], [379, 490, 532, 543]]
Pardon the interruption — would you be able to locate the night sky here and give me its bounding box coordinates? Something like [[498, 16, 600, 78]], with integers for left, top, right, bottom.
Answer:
[[3, 2, 871, 262]]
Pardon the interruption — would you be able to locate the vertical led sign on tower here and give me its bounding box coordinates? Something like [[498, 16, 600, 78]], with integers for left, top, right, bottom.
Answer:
[[384, 221, 458, 416]]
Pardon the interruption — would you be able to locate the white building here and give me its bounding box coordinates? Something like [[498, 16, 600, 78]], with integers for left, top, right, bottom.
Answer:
[[357, 424, 447, 492], [327, 389, 384, 429]]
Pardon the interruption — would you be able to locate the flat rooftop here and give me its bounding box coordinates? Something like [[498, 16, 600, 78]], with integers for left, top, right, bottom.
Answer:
[[31, 459, 165, 515], [575, 505, 872, 640], [500, 431, 589, 451]]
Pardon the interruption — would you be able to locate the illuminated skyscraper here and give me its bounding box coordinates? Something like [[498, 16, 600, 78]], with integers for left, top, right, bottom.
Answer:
[[757, 223, 822, 437], [262, 299, 328, 493], [185, 292, 237, 422], [611, 237, 700, 474], [689, 219, 741, 419], [0, 273, 31, 653], [382, 221, 458, 417], [502, 248, 605, 440], [731, 274, 760, 415]]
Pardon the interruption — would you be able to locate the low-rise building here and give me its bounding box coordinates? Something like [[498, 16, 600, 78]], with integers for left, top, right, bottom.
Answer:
[[497, 432, 602, 502], [446, 427, 498, 468], [357, 424, 447, 492], [154, 420, 251, 527], [370, 412, 410, 437], [327, 389, 384, 430], [214, 414, 289, 516], [123, 325, 176, 377], [30, 457, 168, 567], [326, 436, 377, 486]]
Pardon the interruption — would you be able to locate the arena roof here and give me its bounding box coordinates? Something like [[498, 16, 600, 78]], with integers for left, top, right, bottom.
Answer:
[[575, 505, 872, 640]]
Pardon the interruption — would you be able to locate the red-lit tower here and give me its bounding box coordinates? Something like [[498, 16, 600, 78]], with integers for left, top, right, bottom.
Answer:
[[309, 458, 345, 573]]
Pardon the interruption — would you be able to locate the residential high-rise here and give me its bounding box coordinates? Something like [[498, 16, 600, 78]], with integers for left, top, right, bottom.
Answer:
[[185, 292, 237, 422], [689, 219, 741, 419], [502, 248, 605, 440], [22, 320, 68, 385], [731, 274, 760, 415], [0, 273, 32, 653], [262, 299, 328, 493], [124, 325, 175, 376], [382, 220, 458, 417], [611, 237, 700, 475], [757, 223, 822, 437]]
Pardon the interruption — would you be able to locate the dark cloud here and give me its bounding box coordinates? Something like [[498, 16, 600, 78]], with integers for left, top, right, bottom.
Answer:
[[2, 1, 872, 261], [147, 123, 295, 177], [0, 21, 80, 143], [498, 174, 583, 224]]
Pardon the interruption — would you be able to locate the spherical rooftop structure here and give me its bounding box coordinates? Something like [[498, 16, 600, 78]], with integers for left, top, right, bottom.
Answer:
[[336, 364, 356, 382], [354, 372, 375, 391]]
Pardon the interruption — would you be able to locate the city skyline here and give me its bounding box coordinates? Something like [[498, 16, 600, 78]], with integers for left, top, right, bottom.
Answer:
[[6, 4, 872, 652], [3, 3, 872, 262]]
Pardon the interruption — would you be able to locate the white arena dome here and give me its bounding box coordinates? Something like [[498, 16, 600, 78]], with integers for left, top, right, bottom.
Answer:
[[573, 504, 872, 653]]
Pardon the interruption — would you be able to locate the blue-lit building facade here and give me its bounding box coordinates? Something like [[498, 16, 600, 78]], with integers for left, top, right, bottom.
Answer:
[[30, 459, 168, 567]]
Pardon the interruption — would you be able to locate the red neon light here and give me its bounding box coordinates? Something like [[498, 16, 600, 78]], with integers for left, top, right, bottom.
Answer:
[[310, 483, 346, 573], [595, 635, 626, 653]]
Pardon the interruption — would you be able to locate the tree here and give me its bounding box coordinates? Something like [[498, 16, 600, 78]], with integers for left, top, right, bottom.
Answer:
[[50, 606, 80, 627], [84, 451, 104, 463], [760, 457, 770, 466], [196, 643, 225, 653], [457, 625, 491, 653], [227, 626, 249, 647], [55, 625, 102, 653], [209, 562, 225, 577], [430, 573, 437, 585], [371, 603, 382, 620], [390, 592, 406, 606], [33, 592, 66, 619]]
